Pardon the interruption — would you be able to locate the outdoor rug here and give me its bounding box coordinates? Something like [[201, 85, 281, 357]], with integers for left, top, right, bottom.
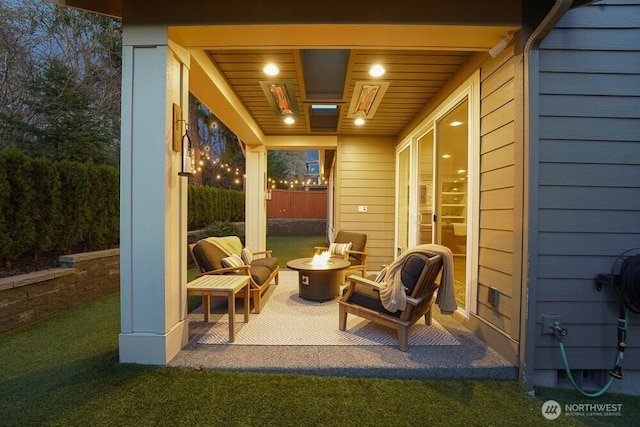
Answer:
[[194, 271, 461, 347]]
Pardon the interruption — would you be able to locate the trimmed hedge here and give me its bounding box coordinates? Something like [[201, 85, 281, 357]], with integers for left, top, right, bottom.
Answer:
[[0, 149, 37, 264], [0, 149, 120, 265], [188, 185, 244, 229], [0, 148, 245, 265]]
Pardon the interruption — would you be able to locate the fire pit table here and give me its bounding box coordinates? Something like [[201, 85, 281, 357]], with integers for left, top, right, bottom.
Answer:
[[286, 257, 351, 301]]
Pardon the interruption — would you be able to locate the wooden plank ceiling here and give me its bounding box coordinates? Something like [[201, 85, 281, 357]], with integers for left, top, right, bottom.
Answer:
[[205, 48, 472, 137]]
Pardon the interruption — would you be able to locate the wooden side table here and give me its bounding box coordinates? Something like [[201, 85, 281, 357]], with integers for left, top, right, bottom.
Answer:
[[187, 274, 251, 342]]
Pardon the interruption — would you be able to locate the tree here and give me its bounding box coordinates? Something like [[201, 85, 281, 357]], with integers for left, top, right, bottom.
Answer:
[[0, 1, 40, 129], [0, 0, 121, 167], [267, 150, 313, 189], [191, 98, 246, 189], [17, 58, 118, 165], [187, 97, 317, 191]]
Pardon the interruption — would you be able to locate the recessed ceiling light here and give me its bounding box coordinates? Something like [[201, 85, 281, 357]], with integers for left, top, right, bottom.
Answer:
[[284, 116, 295, 124], [442, 154, 451, 159], [263, 63, 279, 76], [311, 104, 338, 111], [457, 169, 466, 174], [450, 121, 463, 127], [369, 64, 385, 77], [354, 118, 366, 126]]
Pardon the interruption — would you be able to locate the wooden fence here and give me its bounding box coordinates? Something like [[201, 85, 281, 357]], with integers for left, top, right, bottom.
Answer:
[[267, 189, 327, 218]]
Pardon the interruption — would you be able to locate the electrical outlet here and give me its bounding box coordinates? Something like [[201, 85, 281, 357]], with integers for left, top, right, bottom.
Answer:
[[358, 205, 368, 212], [542, 314, 562, 335], [488, 287, 499, 307]]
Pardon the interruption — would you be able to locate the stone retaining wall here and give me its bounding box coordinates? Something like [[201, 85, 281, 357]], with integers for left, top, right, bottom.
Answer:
[[0, 249, 120, 334]]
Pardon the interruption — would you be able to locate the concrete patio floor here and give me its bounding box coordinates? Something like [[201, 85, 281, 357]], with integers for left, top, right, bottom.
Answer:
[[169, 271, 517, 380]]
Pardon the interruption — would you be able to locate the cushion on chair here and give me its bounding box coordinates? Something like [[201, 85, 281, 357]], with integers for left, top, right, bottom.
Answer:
[[347, 253, 363, 266], [344, 282, 402, 318], [329, 242, 352, 256], [192, 243, 215, 272], [195, 236, 243, 270], [249, 265, 274, 286], [344, 253, 428, 317], [335, 231, 366, 252], [400, 254, 429, 295], [221, 253, 244, 268], [251, 256, 278, 273], [334, 231, 367, 264], [241, 247, 254, 264]]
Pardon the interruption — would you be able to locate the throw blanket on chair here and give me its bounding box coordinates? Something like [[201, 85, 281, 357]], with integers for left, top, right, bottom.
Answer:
[[203, 236, 243, 257], [378, 244, 457, 314]]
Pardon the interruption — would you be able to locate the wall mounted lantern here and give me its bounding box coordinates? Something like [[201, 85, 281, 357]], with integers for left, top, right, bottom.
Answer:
[[178, 122, 195, 177], [173, 103, 195, 177]]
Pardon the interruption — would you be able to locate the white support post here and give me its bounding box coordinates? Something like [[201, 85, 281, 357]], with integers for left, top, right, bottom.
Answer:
[[119, 26, 190, 364], [245, 146, 268, 251]]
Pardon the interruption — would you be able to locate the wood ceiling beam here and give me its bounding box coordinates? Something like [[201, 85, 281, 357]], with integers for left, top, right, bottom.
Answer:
[[170, 24, 518, 52]]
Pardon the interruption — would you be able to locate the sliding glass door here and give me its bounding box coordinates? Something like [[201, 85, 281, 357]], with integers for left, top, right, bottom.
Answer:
[[417, 131, 434, 245], [396, 144, 411, 256], [396, 90, 475, 313], [436, 99, 468, 309]]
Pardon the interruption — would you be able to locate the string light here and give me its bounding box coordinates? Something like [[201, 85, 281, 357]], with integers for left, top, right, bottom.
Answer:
[[195, 143, 326, 191]]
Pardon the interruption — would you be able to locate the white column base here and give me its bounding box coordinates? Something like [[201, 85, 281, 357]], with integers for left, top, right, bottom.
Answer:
[[119, 319, 188, 365]]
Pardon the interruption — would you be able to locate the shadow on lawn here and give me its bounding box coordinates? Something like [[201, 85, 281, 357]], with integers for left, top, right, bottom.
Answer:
[[0, 350, 152, 424]]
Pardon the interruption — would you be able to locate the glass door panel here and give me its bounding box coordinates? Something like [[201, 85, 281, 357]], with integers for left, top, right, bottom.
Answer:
[[396, 146, 410, 256], [417, 131, 434, 245], [436, 99, 468, 309]]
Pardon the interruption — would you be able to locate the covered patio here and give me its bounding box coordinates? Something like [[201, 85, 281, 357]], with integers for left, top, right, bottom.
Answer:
[[53, 0, 640, 395], [170, 271, 516, 380], [109, 1, 525, 367]]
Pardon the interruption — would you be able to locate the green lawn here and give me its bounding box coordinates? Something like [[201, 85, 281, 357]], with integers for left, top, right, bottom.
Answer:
[[266, 235, 327, 268], [2, 291, 639, 425]]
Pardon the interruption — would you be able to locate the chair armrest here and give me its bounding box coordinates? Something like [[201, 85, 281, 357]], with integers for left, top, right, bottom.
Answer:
[[406, 289, 435, 307], [197, 265, 250, 277], [346, 249, 368, 263], [348, 275, 381, 288], [406, 296, 421, 307], [252, 249, 273, 258], [341, 275, 382, 301], [346, 249, 366, 255]]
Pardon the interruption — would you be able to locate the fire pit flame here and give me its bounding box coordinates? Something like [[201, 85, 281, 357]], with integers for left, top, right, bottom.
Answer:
[[310, 250, 331, 266]]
